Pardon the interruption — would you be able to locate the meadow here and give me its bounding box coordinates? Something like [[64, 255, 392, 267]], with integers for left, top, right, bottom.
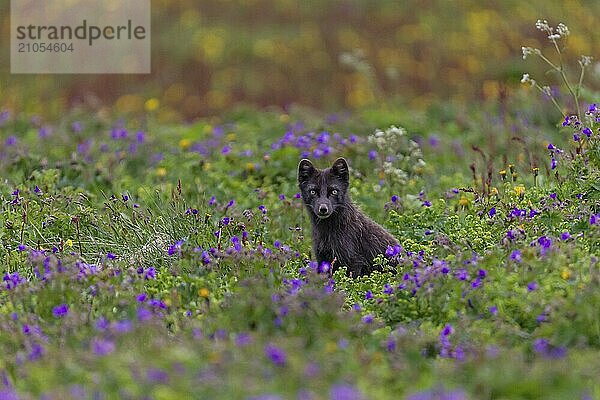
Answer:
[[1, 17, 600, 400]]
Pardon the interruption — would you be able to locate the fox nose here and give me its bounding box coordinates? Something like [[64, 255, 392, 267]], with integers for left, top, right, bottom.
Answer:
[[318, 204, 329, 215]]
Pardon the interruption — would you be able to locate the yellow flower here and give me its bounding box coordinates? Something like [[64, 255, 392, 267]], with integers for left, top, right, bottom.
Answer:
[[279, 114, 290, 123], [514, 185, 525, 197], [458, 196, 470, 206], [199, 288, 210, 298], [325, 341, 337, 353], [144, 98, 160, 112], [246, 162, 255, 172], [560, 269, 571, 280], [163, 298, 172, 307], [156, 167, 167, 177], [179, 138, 191, 150], [490, 187, 498, 196], [66, 239, 73, 247]]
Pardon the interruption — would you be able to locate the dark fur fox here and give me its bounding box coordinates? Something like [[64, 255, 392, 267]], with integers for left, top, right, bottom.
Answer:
[[298, 157, 398, 277]]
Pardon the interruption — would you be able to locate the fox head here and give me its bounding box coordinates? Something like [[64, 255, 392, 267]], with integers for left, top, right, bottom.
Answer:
[[298, 157, 349, 219]]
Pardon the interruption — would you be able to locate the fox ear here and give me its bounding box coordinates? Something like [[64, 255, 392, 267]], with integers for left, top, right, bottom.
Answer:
[[298, 159, 315, 183], [331, 158, 349, 184]]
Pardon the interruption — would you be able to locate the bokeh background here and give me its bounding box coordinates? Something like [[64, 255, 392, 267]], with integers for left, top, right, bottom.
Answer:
[[1, 0, 600, 120]]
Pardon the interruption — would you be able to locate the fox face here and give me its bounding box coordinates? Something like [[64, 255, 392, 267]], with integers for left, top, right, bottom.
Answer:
[[298, 158, 349, 219]]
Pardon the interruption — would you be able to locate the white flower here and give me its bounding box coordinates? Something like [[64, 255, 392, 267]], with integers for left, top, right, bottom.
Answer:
[[579, 55, 593, 67], [556, 23, 570, 37], [547, 33, 561, 40], [521, 73, 536, 86], [535, 19, 551, 33]]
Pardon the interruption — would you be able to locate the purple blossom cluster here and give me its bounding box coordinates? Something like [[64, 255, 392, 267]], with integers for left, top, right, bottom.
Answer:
[[270, 127, 360, 160]]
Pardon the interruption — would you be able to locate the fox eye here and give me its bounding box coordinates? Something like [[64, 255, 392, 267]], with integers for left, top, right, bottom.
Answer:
[[331, 189, 338, 195], [309, 190, 317, 196]]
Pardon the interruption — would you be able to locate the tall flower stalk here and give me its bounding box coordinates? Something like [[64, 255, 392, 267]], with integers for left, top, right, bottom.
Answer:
[[521, 19, 593, 120]]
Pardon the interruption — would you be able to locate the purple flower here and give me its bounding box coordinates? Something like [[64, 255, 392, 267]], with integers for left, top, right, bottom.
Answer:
[[560, 232, 571, 241], [383, 284, 394, 295], [91, 338, 115, 356], [318, 262, 330, 274], [365, 290, 373, 300], [28, 343, 44, 361], [362, 314, 374, 324], [52, 304, 69, 318], [368, 150, 377, 160], [489, 306, 498, 316], [329, 384, 364, 400], [533, 338, 566, 359], [148, 299, 167, 309], [441, 324, 454, 337], [407, 388, 467, 400], [510, 249, 522, 262], [527, 281, 538, 292], [235, 332, 252, 347], [144, 267, 156, 280], [5, 136, 17, 146], [168, 240, 184, 256], [591, 214, 599, 225], [95, 317, 109, 331], [137, 307, 153, 321], [583, 127, 592, 137], [455, 269, 468, 281], [38, 126, 51, 138], [146, 368, 169, 384], [488, 207, 496, 217], [112, 320, 133, 334], [264, 344, 286, 367], [209, 196, 217, 206], [551, 158, 557, 170], [391, 195, 398, 203], [385, 245, 400, 257], [3, 272, 25, 290], [537, 236, 553, 255]]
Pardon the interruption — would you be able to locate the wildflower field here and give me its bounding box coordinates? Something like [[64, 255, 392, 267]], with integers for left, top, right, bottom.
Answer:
[[2, 11, 600, 400]]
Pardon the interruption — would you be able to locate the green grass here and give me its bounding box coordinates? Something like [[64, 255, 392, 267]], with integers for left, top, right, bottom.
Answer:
[[0, 96, 599, 399]]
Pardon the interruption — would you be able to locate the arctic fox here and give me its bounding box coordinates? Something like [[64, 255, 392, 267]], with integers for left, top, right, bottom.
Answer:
[[298, 157, 398, 277]]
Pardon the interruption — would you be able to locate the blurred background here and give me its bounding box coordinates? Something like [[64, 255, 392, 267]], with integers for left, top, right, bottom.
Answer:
[[1, 0, 599, 121]]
